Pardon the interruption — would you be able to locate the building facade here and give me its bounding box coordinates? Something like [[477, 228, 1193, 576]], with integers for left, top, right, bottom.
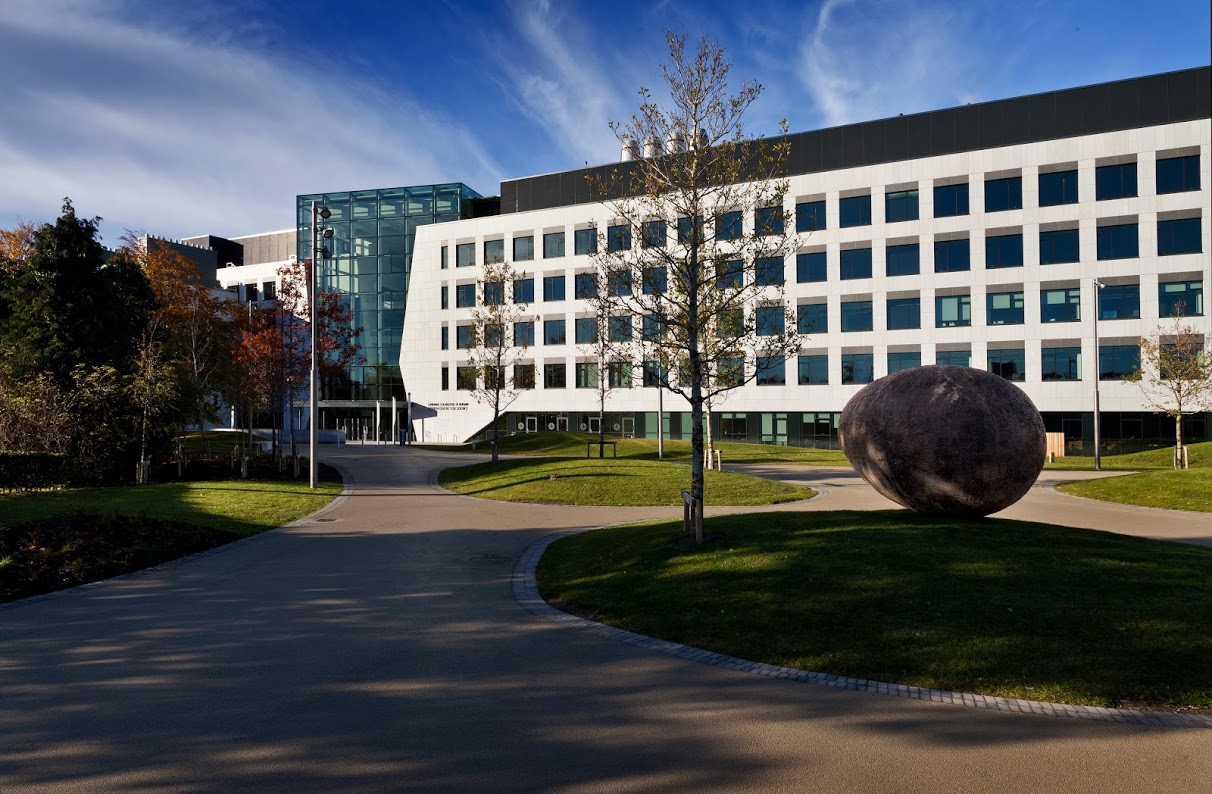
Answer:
[[400, 66, 1211, 453]]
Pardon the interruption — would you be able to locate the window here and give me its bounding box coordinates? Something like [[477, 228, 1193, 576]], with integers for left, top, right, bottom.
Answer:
[[716, 210, 742, 240], [574, 228, 597, 255], [514, 278, 534, 303], [934, 183, 969, 217], [483, 322, 505, 348], [936, 294, 971, 327], [888, 351, 921, 373], [456, 325, 473, 349], [1159, 280, 1204, 317], [642, 267, 667, 294], [543, 275, 565, 301], [1041, 287, 1081, 323], [797, 303, 827, 334], [440, 245, 448, 269], [575, 362, 599, 389], [608, 315, 632, 342], [1156, 155, 1200, 194], [608, 362, 632, 388], [934, 238, 970, 272], [886, 297, 920, 330], [440, 285, 449, 310], [440, 326, 449, 350], [1100, 345, 1140, 380], [985, 176, 1022, 212], [514, 321, 535, 347], [456, 366, 476, 390], [1039, 170, 1078, 206], [1042, 347, 1082, 381], [1098, 284, 1140, 320], [483, 282, 504, 306], [840, 248, 872, 280], [796, 251, 826, 282], [841, 353, 874, 384], [840, 300, 873, 332], [987, 291, 1025, 325], [716, 308, 744, 337], [988, 349, 1025, 381], [513, 235, 534, 261], [936, 349, 970, 367], [796, 200, 825, 232], [757, 357, 786, 385], [574, 317, 595, 344], [456, 242, 475, 267], [642, 314, 664, 341], [839, 195, 871, 227], [886, 243, 920, 277], [544, 363, 566, 388], [642, 220, 667, 248], [607, 271, 632, 297], [455, 283, 476, 308], [1096, 163, 1137, 200], [484, 239, 504, 264], [514, 363, 535, 389], [441, 366, 449, 391], [642, 361, 665, 387], [718, 357, 744, 387], [678, 215, 704, 243], [574, 273, 596, 299], [798, 355, 828, 385], [985, 233, 1024, 269], [755, 257, 784, 286], [756, 305, 785, 336], [543, 232, 565, 258], [1096, 223, 1139, 260], [716, 259, 743, 289], [1040, 228, 1080, 264], [755, 206, 784, 236], [885, 189, 919, 223], [607, 224, 631, 252], [1158, 218, 1202, 255], [543, 319, 566, 345]]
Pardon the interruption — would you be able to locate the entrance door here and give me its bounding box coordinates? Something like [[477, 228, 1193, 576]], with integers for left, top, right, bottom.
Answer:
[[557, 416, 569, 432], [525, 416, 538, 433], [588, 416, 601, 434], [621, 416, 635, 438]]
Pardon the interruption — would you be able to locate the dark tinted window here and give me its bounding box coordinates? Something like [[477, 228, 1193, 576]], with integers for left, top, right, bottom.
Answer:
[[840, 300, 873, 332], [1041, 347, 1082, 381], [716, 211, 742, 240], [841, 353, 874, 384], [936, 349, 970, 367], [574, 228, 597, 255], [513, 236, 534, 261], [840, 248, 872, 280], [607, 224, 631, 251], [839, 195, 871, 228], [1099, 345, 1139, 380], [1039, 228, 1080, 264], [988, 349, 1025, 381], [885, 243, 920, 277], [934, 183, 969, 217], [985, 176, 1022, 212], [716, 259, 743, 289], [514, 278, 534, 303], [642, 267, 667, 294], [543, 275, 565, 301], [796, 252, 826, 282], [886, 297, 920, 330], [756, 357, 786, 385], [484, 239, 504, 264], [987, 291, 1025, 325], [1098, 284, 1140, 320], [1041, 287, 1081, 323], [514, 321, 534, 346], [456, 242, 475, 267], [1039, 170, 1078, 206], [543, 232, 565, 258], [1096, 163, 1136, 200], [1157, 218, 1202, 255], [755, 257, 784, 286], [888, 351, 921, 373], [798, 355, 828, 385], [755, 207, 783, 236], [642, 220, 667, 248], [1156, 155, 1200, 194], [934, 238, 970, 272], [985, 233, 1024, 269], [1159, 280, 1204, 317], [455, 283, 475, 308], [1096, 224, 1139, 260], [543, 319, 566, 345], [756, 306, 785, 336], [797, 303, 827, 334], [796, 201, 826, 232], [885, 189, 919, 223], [456, 325, 473, 349], [936, 295, 971, 327], [573, 273, 596, 299]]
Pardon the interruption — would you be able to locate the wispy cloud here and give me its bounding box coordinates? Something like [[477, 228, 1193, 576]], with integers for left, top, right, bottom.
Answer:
[[799, 0, 992, 127], [0, 0, 504, 243]]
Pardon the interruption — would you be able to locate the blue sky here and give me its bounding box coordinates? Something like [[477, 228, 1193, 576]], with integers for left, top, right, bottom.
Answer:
[[1, 0, 1208, 244]]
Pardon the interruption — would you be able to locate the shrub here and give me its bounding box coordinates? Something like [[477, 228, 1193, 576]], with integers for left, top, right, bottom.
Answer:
[[0, 451, 68, 492]]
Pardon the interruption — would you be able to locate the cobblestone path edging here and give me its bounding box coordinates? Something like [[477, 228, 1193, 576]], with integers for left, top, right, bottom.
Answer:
[[514, 529, 1212, 730]]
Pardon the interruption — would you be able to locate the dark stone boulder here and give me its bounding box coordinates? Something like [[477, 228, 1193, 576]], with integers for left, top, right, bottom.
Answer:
[[839, 366, 1046, 517]]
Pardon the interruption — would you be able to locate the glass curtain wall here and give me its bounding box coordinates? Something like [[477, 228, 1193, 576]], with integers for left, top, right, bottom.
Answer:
[[297, 183, 482, 403]]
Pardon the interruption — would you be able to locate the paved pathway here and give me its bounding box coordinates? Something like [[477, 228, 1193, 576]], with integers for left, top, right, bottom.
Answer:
[[0, 446, 1208, 792]]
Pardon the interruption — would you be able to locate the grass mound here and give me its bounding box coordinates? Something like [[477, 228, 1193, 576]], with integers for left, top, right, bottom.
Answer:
[[1046, 440, 1210, 471], [1057, 468, 1212, 512], [538, 511, 1212, 710], [438, 457, 813, 506]]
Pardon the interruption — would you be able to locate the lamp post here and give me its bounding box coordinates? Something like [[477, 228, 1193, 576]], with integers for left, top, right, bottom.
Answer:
[[309, 202, 334, 489], [1092, 277, 1105, 471]]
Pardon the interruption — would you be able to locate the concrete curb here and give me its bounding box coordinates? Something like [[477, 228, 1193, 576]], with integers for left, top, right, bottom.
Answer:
[[514, 528, 1212, 730]]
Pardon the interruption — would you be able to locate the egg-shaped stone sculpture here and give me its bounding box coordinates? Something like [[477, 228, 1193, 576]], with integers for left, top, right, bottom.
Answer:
[[839, 365, 1046, 517]]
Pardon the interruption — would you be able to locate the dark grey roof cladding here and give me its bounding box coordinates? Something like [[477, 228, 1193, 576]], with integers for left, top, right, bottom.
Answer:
[[500, 66, 1210, 214]]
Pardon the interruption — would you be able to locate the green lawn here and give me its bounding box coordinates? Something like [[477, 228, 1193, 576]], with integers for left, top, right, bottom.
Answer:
[[438, 457, 814, 506], [420, 431, 849, 466], [538, 511, 1212, 710], [1045, 441, 1209, 471], [1057, 468, 1212, 513]]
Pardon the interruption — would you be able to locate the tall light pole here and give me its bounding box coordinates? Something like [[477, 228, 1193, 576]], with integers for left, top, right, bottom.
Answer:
[[310, 202, 334, 489], [1092, 277, 1106, 471]]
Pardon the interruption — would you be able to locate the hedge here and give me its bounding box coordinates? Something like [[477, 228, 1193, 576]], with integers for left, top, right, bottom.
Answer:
[[0, 451, 68, 492]]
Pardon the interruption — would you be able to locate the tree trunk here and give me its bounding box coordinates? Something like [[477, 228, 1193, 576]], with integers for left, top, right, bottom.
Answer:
[[1175, 414, 1185, 470], [704, 399, 714, 470]]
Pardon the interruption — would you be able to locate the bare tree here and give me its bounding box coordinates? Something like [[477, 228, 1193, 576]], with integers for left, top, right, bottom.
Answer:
[[578, 270, 635, 452], [1125, 314, 1211, 469], [465, 259, 531, 463], [590, 32, 800, 541]]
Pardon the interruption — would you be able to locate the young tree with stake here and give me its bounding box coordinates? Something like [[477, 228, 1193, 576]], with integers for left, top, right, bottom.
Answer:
[[1125, 314, 1211, 469], [465, 259, 531, 463]]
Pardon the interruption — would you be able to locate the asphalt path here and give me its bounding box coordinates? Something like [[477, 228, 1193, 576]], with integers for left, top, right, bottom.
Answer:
[[1, 445, 1208, 792]]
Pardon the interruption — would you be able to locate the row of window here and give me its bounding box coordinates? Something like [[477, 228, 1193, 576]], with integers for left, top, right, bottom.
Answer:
[[439, 342, 1147, 391], [439, 279, 1204, 349]]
